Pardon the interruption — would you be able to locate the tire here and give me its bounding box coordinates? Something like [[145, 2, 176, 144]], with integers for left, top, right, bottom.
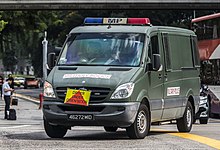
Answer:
[[104, 126, 118, 132], [177, 101, 193, 132], [44, 119, 67, 138], [126, 104, 150, 139], [199, 118, 208, 124]]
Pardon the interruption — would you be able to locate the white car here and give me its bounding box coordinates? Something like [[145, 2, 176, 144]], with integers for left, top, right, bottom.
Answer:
[[14, 77, 25, 87]]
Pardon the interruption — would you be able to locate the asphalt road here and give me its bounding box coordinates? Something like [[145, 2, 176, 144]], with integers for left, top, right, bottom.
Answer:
[[0, 95, 220, 149]]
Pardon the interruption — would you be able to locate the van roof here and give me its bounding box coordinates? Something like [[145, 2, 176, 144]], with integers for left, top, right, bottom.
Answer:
[[70, 25, 195, 35]]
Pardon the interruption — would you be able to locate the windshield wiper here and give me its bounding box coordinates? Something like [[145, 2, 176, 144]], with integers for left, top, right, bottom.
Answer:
[[59, 63, 104, 66], [59, 63, 89, 66]]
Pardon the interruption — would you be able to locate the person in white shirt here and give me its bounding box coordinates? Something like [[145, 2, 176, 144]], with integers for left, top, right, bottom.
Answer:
[[2, 78, 14, 119]]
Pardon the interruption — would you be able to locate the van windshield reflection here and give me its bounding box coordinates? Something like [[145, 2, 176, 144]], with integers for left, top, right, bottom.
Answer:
[[57, 33, 144, 67]]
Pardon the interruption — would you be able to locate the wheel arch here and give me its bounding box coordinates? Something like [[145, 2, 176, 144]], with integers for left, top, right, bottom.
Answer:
[[188, 95, 195, 115], [140, 97, 151, 120], [185, 88, 200, 115]]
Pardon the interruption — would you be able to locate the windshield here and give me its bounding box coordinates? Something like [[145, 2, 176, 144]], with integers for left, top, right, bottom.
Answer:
[[58, 33, 145, 66]]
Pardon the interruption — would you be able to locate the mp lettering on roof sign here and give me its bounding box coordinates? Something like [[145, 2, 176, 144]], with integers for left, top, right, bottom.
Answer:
[[103, 18, 127, 24], [167, 87, 180, 96]]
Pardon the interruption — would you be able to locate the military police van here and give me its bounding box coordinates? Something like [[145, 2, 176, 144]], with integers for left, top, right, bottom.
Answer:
[[43, 18, 200, 139]]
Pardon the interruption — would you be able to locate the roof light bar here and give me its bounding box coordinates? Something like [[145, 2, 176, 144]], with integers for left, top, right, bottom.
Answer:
[[84, 17, 103, 24], [127, 18, 151, 25], [84, 17, 151, 25]]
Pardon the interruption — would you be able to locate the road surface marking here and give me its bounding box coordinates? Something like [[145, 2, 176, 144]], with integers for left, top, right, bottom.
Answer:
[[169, 132, 220, 149], [152, 129, 220, 149], [0, 125, 31, 129]]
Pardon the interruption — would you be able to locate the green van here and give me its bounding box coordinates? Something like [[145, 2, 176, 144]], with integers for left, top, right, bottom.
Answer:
[[43, 18, 200, 139]]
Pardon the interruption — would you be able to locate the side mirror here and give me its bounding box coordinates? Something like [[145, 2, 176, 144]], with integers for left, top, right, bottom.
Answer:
[[48, 52, 56, 69], [54, 47, 62, 56], [152, 54, 161, 71]]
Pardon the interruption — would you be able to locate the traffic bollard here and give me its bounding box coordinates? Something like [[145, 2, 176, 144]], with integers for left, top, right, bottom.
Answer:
[[39, 93, 43, 109]]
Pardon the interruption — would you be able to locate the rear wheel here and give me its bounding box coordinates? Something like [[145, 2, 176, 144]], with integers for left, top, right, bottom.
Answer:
[[44, 119, 67, 138], [104, 126, 118, 132], [177, 101, 193, 132], [126, 104, 150, 139]]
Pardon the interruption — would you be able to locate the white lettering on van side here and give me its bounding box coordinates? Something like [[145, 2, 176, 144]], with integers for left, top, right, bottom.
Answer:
[[63, 74, 112, 79], [167, 87, 180, 96]]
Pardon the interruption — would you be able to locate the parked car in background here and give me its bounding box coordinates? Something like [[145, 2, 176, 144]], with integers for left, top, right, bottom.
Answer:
[[24, 77, 41, 89], [195, 84, 210, 124], [14, 77, 25, 87]]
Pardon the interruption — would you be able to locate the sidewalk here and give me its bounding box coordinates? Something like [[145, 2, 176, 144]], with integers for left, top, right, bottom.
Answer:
[[0, 94, 40, 113], [0, 95, 43, 125]]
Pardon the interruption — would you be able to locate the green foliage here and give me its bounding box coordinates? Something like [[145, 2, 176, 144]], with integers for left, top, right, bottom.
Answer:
[[2, 50, 18, 73], [0, 20, 7, 32]]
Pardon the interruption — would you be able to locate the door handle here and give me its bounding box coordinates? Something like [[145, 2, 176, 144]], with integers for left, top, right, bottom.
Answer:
[[158, 74, 162, 79], [164, 74, 168, 81], [164, 74, 167, 78]]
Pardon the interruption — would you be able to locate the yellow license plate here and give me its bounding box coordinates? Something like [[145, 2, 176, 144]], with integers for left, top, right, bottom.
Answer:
[[64, 88, 91, 106]]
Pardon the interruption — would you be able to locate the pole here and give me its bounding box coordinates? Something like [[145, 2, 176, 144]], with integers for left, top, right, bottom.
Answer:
[[193, 10, 196, 19], [42, 31, 48, 82], [39, 93, 43, 109]]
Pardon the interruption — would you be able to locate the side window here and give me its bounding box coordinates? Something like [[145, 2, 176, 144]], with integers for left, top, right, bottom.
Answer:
[[179, 35, 193, 68], [151, 35, 159, 54], [148, 35, 159, 64], [162, 33, 195, 70], [147, 35, 159, 64], [191, 36, 200, 67], [169, 35, 183, 70], [162, 33, 171, 71]]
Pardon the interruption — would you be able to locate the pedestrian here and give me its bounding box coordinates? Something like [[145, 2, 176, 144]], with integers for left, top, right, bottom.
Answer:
[[0, 75, 4, 97], [7, 74, 14, 89], [2, 78, 14, 119]]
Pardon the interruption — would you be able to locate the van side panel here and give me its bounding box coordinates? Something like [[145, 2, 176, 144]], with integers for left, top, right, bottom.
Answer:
[[161, 31, 200, 120]]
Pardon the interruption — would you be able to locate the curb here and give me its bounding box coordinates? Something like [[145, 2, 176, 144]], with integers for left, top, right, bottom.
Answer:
[[15, 93, 40, 105]]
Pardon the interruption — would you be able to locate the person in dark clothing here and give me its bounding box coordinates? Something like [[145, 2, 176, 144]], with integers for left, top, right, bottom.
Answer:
[[8, 74, 14, 89], [2, 78, 14, 119], [0, 75, 4, 97]]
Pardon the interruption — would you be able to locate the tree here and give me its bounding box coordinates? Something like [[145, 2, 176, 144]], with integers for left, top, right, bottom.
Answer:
[[2, 50, 18, 73]]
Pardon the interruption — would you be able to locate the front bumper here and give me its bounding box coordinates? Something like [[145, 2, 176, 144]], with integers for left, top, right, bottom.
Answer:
[[43, 101, 140, 127]]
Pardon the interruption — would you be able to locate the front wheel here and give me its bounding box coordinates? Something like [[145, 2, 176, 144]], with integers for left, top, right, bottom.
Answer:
[[177, 101, 193, 132], [44, 119, 67, 138], [126, 104, 150, 139]]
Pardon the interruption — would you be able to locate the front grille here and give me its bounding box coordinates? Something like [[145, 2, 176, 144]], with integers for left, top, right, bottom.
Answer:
[[56, 86, 111, 103], [58, 105, 105, 112]]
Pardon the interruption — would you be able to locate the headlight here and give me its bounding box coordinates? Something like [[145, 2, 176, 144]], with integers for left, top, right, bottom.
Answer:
[[43, 81, 56, 98], [110, 82, 134, 99]]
